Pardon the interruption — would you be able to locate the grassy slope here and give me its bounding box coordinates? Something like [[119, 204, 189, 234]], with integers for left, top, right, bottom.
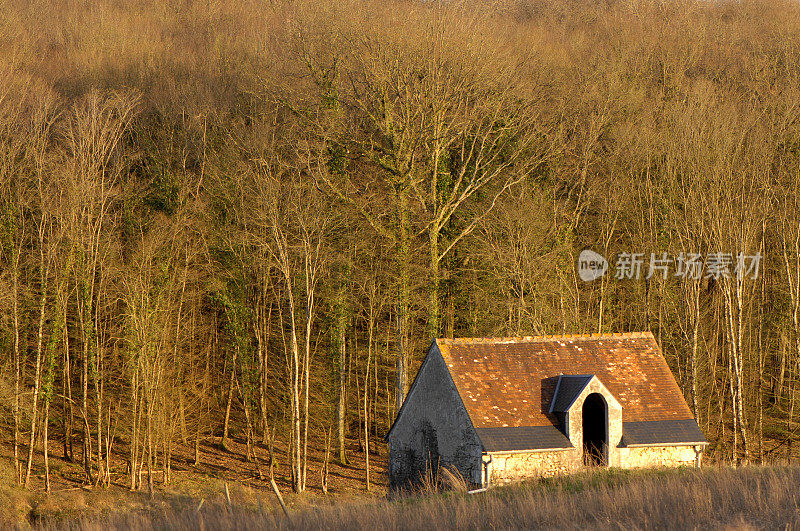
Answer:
[[0, 434, 389, 528], [19, 465, 800, 529]]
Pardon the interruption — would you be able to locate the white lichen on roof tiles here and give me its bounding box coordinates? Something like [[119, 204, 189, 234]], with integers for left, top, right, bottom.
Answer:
[[436, 330, 654, 346]]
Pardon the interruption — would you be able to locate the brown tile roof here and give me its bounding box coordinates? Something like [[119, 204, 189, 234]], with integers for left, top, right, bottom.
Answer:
[[437, 332, 694, 429]]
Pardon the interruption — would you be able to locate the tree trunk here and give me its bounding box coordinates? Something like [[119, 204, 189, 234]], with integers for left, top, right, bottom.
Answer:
[[691, 311, 700, 425], [78, 275, 94, 485], [25, 239, 49, 488], [364, 297, 375, 491], [12, 245, 21, 485], [396, 188, 411, 414], [43, 397, 51, 493], [337, 298, 347, 464], [222, 347, 237, 452], [129, 369, 139, 490], [63, 294, 74, 463], [428, 229, 440, 340], [93, 292, 105, 487], [258, 299, 272, 445], [302, 282, 313, 491]]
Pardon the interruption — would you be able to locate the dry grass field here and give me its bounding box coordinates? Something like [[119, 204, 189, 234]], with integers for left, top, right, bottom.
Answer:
[[0, 433, 389, 527], [15, 465, 800, 530]]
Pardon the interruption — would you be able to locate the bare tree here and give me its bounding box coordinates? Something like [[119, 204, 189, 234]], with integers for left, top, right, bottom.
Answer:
[[65, 90, 137, 483]]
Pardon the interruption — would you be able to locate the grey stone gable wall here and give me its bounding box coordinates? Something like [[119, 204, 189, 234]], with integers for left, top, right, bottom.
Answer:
[[387, 343, 483, 488]]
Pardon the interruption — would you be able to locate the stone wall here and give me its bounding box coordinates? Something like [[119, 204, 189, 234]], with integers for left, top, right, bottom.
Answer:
[[486, 444, 700, 485], [619, 445, 700, 468], [488, 449, 581, 484]]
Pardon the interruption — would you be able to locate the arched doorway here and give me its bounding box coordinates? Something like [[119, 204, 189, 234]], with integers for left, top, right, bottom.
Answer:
[[582, 393, 607, 466]]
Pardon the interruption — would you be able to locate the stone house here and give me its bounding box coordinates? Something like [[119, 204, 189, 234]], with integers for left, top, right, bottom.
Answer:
[[385, 332, 706, 489]]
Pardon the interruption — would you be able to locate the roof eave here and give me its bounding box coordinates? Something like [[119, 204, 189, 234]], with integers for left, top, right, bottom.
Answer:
[[484, 446, 574, 455], [548, 375, 563, 414], [622, 441, 709, 448]]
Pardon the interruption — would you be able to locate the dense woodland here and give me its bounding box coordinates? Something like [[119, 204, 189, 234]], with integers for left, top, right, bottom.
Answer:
[[2, 0, 800, 495]]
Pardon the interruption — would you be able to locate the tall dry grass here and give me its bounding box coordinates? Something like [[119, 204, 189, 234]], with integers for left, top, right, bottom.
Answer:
[[37, 466, 800, 529]]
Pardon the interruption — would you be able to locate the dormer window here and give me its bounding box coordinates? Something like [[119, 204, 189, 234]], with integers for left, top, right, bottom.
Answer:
[[549, 374, 623, 467]]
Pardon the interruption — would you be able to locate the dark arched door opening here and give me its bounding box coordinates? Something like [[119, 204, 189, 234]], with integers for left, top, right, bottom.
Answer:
[[582, 393, 607, 466]]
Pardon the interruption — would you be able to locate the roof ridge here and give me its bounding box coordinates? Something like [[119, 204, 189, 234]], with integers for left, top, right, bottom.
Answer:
[[437, 331, 654, 345]]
